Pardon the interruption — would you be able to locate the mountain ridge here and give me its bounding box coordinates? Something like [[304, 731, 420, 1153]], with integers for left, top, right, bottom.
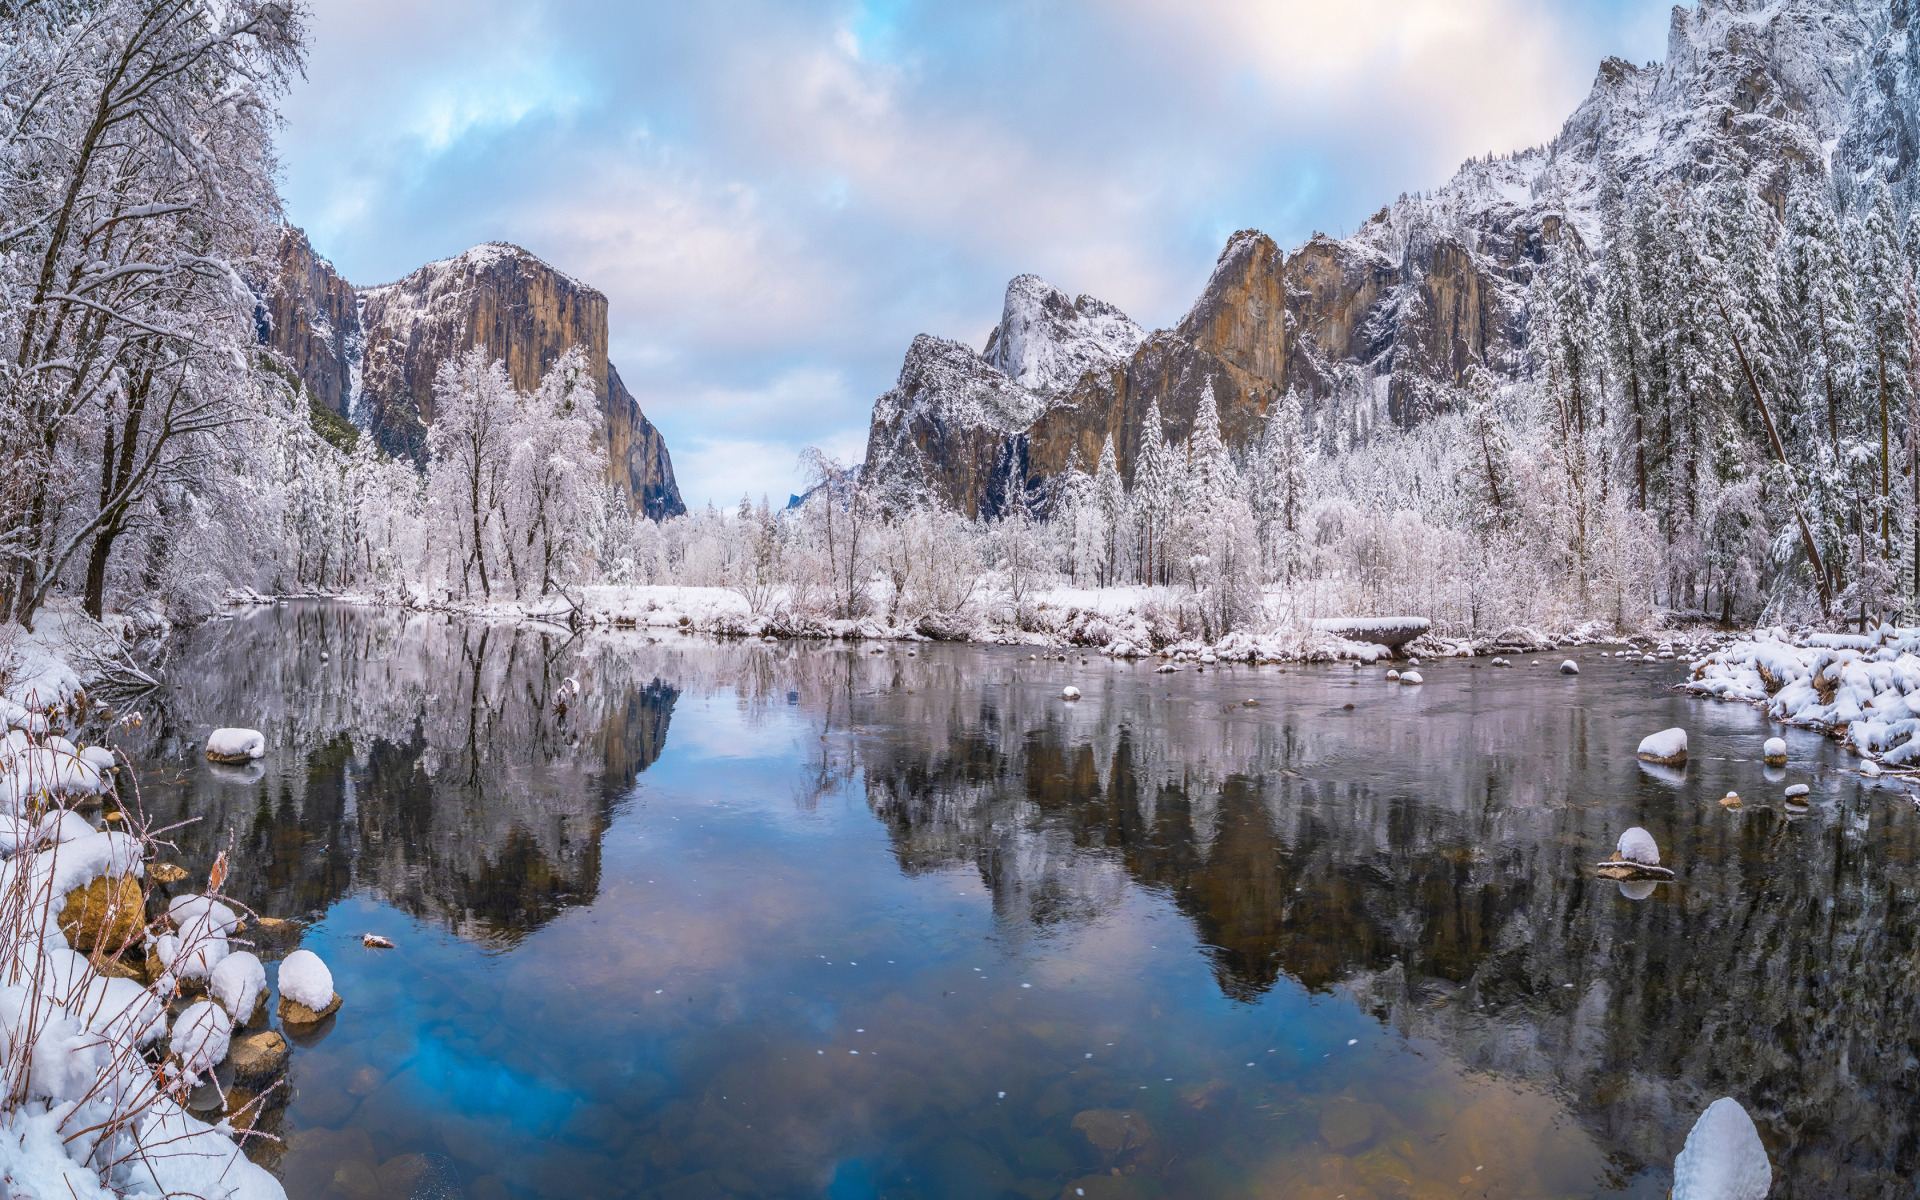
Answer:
[[862, 0, 1891, 518]]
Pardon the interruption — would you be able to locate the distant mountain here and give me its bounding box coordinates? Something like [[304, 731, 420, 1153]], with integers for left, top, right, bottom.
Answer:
[[863, 0, 1892, 517], [262, 232, 686, 521]]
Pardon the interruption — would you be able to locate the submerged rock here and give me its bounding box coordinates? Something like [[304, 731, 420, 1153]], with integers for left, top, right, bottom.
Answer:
[[1637, 728, 1688, 766], [1673, 1098, 1771, 1200]]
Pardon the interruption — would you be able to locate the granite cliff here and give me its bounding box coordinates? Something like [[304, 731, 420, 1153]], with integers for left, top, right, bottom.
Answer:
[[262, 231, 685, 521], [863, 0, 1888, 516]]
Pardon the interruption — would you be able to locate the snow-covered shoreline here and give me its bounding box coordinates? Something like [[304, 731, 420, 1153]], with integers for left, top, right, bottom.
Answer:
[[221, 583, 1707, 666], [1686, 627, 1920, 768], [1, 625, 289, 1199]]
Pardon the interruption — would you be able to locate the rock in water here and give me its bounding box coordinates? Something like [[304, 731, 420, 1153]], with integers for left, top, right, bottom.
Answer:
[[1672, 1098, 1771, 1200], [1637, 728, 1688, 766], [226, 1029, 289, 1088], [1385, 669, 1400, 681], [277, 948, 341, 1024], [210, 951, 267, 1023], [1720, 792, 1742, 809], [1617, 827, 1660, 866], [204, 728, 265, 764], [170, 1000, 231, 1076], [1784, 784, 1810, 805], [1762, 736, 1786, 766], [1061, 686, 1081, 700], [1399, 671, 1423, 685], [1560, 659, 1579, 674]]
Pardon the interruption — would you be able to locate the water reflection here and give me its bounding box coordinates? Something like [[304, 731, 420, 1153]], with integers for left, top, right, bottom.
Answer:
[[118, 607, 1920, 1198], [123, 607, 677, 943]]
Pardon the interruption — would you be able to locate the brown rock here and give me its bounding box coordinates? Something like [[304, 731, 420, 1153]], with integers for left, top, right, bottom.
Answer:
[[59, 874, 145, 954], [279, 991, 342, 1025], [148, 862, 188, 885], [268, 230, 684, 519], [1319, 1098, 1387, 1152], [227, 1029, 289, 1087]]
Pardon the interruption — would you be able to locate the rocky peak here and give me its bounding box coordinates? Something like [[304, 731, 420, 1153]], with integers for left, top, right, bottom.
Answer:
[[261, 228, 684, 518], [982, 274, 1146, 395]]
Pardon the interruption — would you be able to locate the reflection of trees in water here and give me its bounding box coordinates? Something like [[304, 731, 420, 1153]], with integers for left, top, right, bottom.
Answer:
[[122, 606, 679, 945], [840, 658, 1920, 1196]]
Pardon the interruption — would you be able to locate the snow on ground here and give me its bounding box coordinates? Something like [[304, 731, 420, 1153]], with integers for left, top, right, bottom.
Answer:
[[1686, 626, 1920, 766], [0, 634, 288, 1199]]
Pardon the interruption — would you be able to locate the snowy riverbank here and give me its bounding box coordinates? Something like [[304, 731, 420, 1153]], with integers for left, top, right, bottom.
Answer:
[[225, 583, 1711, 665], [0, 626, 289, 1200], [1686, 626, 1920, 768]]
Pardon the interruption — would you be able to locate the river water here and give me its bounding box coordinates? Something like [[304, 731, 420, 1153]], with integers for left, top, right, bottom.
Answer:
[[114, 603, 1920, 1200]]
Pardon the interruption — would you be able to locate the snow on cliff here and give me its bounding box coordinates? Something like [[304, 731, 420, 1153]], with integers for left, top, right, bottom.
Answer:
[[983, 274, 1146, 396]]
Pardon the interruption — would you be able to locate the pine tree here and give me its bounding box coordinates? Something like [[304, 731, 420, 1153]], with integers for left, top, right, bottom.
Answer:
[[1133, 399, 1181, 584], [1094, 434, 1125, 587]]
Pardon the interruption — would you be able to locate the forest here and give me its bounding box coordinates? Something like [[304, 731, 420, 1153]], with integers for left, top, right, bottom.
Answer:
[[6, 1, 1920, 645]]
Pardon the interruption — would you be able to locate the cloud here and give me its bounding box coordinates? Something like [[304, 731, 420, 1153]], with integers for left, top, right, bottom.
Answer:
[[277, 0, 1674, 508]]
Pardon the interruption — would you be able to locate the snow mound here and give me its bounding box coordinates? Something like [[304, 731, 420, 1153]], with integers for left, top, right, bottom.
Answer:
[[1617, 827, 1660, 866], [210, 951, 266, 1023], [169, 1000, 231, 1076], [169, 894, 239, 937], [1673, 1098, 1771, 1200], [278, 949, 334, 1010]]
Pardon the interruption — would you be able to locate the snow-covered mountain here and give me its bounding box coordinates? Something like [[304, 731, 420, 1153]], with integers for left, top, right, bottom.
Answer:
[[263, 232, 686, 521], [863, 0, 1898, 517]]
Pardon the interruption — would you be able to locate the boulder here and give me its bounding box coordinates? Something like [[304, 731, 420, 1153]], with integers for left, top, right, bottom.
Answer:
[[1310, 617, 1430, 652], [58, 873, 144, 953], [279, 991, 343, 1026], [226, 1028, 289, 1088], [204, 728, 265, 764], [1637, 728, 1688, 766]]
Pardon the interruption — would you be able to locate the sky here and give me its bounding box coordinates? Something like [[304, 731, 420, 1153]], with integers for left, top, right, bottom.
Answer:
[[277, 0, 1676, 509]]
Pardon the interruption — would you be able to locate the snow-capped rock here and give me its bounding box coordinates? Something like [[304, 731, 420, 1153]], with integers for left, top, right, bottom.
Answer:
[[1638, 728, 1689, 765], [983, 275, 1145, 396]]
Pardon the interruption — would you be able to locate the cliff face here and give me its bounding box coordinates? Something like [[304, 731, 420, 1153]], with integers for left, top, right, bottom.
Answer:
[[862, 0, 1882, 512], [261, 230, 685, 519], [265, 229, 360, 419]]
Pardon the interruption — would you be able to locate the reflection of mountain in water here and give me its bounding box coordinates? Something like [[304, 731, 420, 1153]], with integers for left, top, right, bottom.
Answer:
[[124, 606, 677, 945], [841, 656, 1920, 1197]]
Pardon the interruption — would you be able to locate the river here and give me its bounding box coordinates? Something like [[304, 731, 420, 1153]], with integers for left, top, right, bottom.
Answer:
[[113, 603, 1917, 1200]]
